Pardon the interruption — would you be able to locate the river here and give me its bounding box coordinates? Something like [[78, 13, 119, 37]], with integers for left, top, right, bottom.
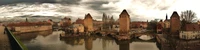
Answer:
[[15, 31, 159, 50]]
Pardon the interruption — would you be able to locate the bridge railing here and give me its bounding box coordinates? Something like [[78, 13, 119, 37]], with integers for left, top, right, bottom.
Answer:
[[5, 27, 28, 50]]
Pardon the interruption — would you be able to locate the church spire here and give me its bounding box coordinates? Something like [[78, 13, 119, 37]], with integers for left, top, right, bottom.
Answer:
[[166, 14, 168, 20]]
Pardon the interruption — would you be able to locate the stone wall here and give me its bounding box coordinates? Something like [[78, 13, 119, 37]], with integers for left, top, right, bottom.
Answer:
[[13, 25, 52, 33]]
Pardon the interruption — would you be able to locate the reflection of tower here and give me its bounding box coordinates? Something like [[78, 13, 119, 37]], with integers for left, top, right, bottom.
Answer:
[[119, 43, 129, 50], [85, 37, 93, 50], [102, 39, 107, 50], [115, 40, 130, 50]]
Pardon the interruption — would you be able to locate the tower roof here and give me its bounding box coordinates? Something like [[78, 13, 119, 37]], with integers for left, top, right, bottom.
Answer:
[[120, 9, 129, 16], [85, 13, 93, 19], [170, 11, 180, 18]]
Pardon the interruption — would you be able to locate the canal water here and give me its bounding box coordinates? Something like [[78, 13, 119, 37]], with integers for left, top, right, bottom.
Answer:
[[15, 31, 159, 50]]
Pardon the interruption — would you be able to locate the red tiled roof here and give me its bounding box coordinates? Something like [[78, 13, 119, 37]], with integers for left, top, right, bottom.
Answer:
[[184, 24, 200, 31]]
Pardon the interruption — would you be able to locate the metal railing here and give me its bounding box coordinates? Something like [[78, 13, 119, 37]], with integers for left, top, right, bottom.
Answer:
[[5, 27, 28, 50]]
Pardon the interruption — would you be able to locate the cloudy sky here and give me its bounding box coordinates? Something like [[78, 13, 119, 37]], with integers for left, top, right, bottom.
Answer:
[[0, 0, 199, 21]]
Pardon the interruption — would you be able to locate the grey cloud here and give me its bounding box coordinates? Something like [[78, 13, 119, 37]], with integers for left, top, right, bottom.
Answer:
[[82, 1, 110, 13], [0, 0, 177, 22], [0, 0, 82, 5], [135, 0, 176, 10]]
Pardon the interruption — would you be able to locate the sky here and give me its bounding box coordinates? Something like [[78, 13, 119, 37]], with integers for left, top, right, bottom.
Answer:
[[0, 0, 200, 21]]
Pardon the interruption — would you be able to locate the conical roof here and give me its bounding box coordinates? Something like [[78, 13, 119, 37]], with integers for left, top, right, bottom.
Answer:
[[170, 11, 180, 18], [85, 13, 92, 19], [120, 9, 129, 16]]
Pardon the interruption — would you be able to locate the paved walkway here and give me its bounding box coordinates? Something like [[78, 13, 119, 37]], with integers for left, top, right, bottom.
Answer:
[[0, 26, 11, 50]]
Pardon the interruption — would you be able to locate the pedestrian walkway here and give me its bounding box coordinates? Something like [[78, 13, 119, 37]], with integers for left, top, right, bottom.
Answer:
[[0, 26, 11, 50]]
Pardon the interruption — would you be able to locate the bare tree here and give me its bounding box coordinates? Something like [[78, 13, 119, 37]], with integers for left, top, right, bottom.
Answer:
[[180, 10, 197, 23]]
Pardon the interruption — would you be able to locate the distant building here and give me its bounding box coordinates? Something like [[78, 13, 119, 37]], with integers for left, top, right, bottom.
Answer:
[[112, 23, 119, 32], [59, 17, 72, 27], [130, 21, 148, 29], [84, 13, 94, 32], [93, 20, 103, 31], [119, 9, 130, 34], [75, 18, 84, 24], [70, 24, 85, 33], [47, 19, 54, 25], [102, 13, 115, 30], [170, 11, 181, 36], [157, 20, 164, 33], [197, 21, 200, 25]]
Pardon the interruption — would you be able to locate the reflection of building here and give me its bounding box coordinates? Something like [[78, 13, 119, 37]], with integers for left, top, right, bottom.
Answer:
[[60, 37, 85, 45], [15, 32, 38, 41], [115, 40, 130, 50], [157, 34, 200, 50], [16, 30, 52, 42], [84, 13, 94, 32], [119, 43, 129, 50], [119, 9, 130, 34], [85, 37, 93, 50]]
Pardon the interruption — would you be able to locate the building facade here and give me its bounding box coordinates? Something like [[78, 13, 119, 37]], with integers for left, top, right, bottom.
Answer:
[[180, 24, 200, 40]]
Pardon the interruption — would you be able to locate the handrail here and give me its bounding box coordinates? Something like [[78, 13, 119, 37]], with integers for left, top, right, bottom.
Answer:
[[5, 27, 28, 50]]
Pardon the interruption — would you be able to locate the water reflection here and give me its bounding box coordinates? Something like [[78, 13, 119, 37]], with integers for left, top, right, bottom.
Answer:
[[116, 41, 130, 50], [16, 31, 159, 50], [15, 30, 52, 42], [156, 37, 200, 50]]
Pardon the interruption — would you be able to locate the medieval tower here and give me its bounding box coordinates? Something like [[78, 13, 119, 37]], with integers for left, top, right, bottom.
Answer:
[[119, 9, 130, 34], [170, 11, 181, 36], [84, 13, 94, 32]]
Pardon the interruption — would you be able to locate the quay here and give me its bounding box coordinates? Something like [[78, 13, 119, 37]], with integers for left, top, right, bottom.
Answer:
[[0, 26, 11, 50], [0, 26, 28, 50]]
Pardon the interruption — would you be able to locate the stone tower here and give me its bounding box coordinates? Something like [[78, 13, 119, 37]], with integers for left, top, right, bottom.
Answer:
[[84, 13, 94, 32], [170, 11, 180, 35], [119, 9, 130, 34]]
